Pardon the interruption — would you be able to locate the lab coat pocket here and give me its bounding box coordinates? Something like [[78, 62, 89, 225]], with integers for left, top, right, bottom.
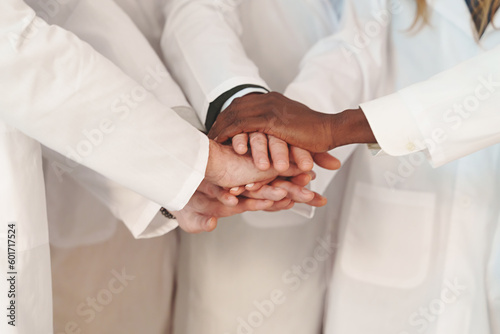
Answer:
[[340, 182, 436, 288]]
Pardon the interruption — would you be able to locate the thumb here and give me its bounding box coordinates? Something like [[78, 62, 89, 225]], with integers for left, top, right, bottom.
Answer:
[[313, 152, 341, 170], [178, 212, 218, 234]]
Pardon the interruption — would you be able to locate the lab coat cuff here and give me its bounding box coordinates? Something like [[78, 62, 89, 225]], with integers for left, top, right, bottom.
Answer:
[[221, 87, 269, 112], [172, 105, 205, 132], [361, 93, 426, 157], [129, 201, 179, 239], [289, 145, 357, 220], [291, 205, 315, 219], [163, 133, 209, 211], [201, 77, 269, 120]]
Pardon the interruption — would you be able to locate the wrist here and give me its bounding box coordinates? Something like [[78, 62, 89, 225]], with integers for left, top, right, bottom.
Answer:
[[330, 108, 376, 149], [205, 140, 224, 185]]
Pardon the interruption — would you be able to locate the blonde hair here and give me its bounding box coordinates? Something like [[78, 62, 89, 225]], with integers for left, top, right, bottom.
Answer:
[[412, 0, 500, 36]]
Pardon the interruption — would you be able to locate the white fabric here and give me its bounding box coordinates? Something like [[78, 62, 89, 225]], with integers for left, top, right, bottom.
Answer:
[[0, 0, 208, 214], [0, 123, 53, 334], [221, 87, 269, 112], [162, 0, 340, 122], [284, 0, 500, 332], [0, 0, 209, 331], [24, 0, 200, 242], [104, 0, 166, 56], [50, 223, 178, 334], [41, 2, 194, 332], [362, 48, 500, 166], [174, 164, 350, 334]]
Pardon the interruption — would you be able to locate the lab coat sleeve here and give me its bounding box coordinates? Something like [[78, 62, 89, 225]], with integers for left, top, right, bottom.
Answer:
[[0, 0, 208, 212], [161, 0, 268, 120], [285, 0, 395, 115], [35, 0, 206, 239], [284, 0, 396, 194], [1, 123, 53, 334], [361, 44, 500, 167]]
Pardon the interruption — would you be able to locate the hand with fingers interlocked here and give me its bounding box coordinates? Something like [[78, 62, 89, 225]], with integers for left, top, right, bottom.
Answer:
[[174, 137, 336, 233]]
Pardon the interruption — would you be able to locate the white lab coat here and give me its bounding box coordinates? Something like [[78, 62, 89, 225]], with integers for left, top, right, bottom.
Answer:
[[284, 0, 500, 332], [161, 1, 346, 333], [1, 0, 208, 215], [0, 125, 53, 334], [37, 1, 194, 332], [163, 0, 341, 121], [0, 0, 209, 332]]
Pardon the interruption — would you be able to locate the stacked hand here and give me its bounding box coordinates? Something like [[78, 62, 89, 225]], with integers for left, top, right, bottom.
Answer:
[[174, 139, 333, 233], [175, 91, 378, 234], [209, 92, 376, 152]]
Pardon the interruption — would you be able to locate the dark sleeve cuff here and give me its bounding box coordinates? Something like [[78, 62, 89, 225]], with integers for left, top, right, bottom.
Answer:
[[205, 84, 269, 131]]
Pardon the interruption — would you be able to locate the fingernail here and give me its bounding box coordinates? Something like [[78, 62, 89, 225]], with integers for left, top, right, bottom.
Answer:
[[225, 195, 238, 206], [245, 183, 255, 189], [275, 188, 287, 195], [303, 160, 313, 166], [276, 160, 288, 167], [205, 217, 216, 231], [301, 161, 313, 171], [238, 144, 246, 151], [272, 189, 287, 200], [230, 187, 240, 193], [261, 200, 273, 208]]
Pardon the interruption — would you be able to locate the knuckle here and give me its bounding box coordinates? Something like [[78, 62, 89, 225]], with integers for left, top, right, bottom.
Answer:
[[264, 112, 277, 126], [274, 139, 288, 148], [267, 91, 280, 100], [234, 133, 247, 142], [232, 117, 242, 127], [224, 112, 235, 125], [250, 134, 266, 145]]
